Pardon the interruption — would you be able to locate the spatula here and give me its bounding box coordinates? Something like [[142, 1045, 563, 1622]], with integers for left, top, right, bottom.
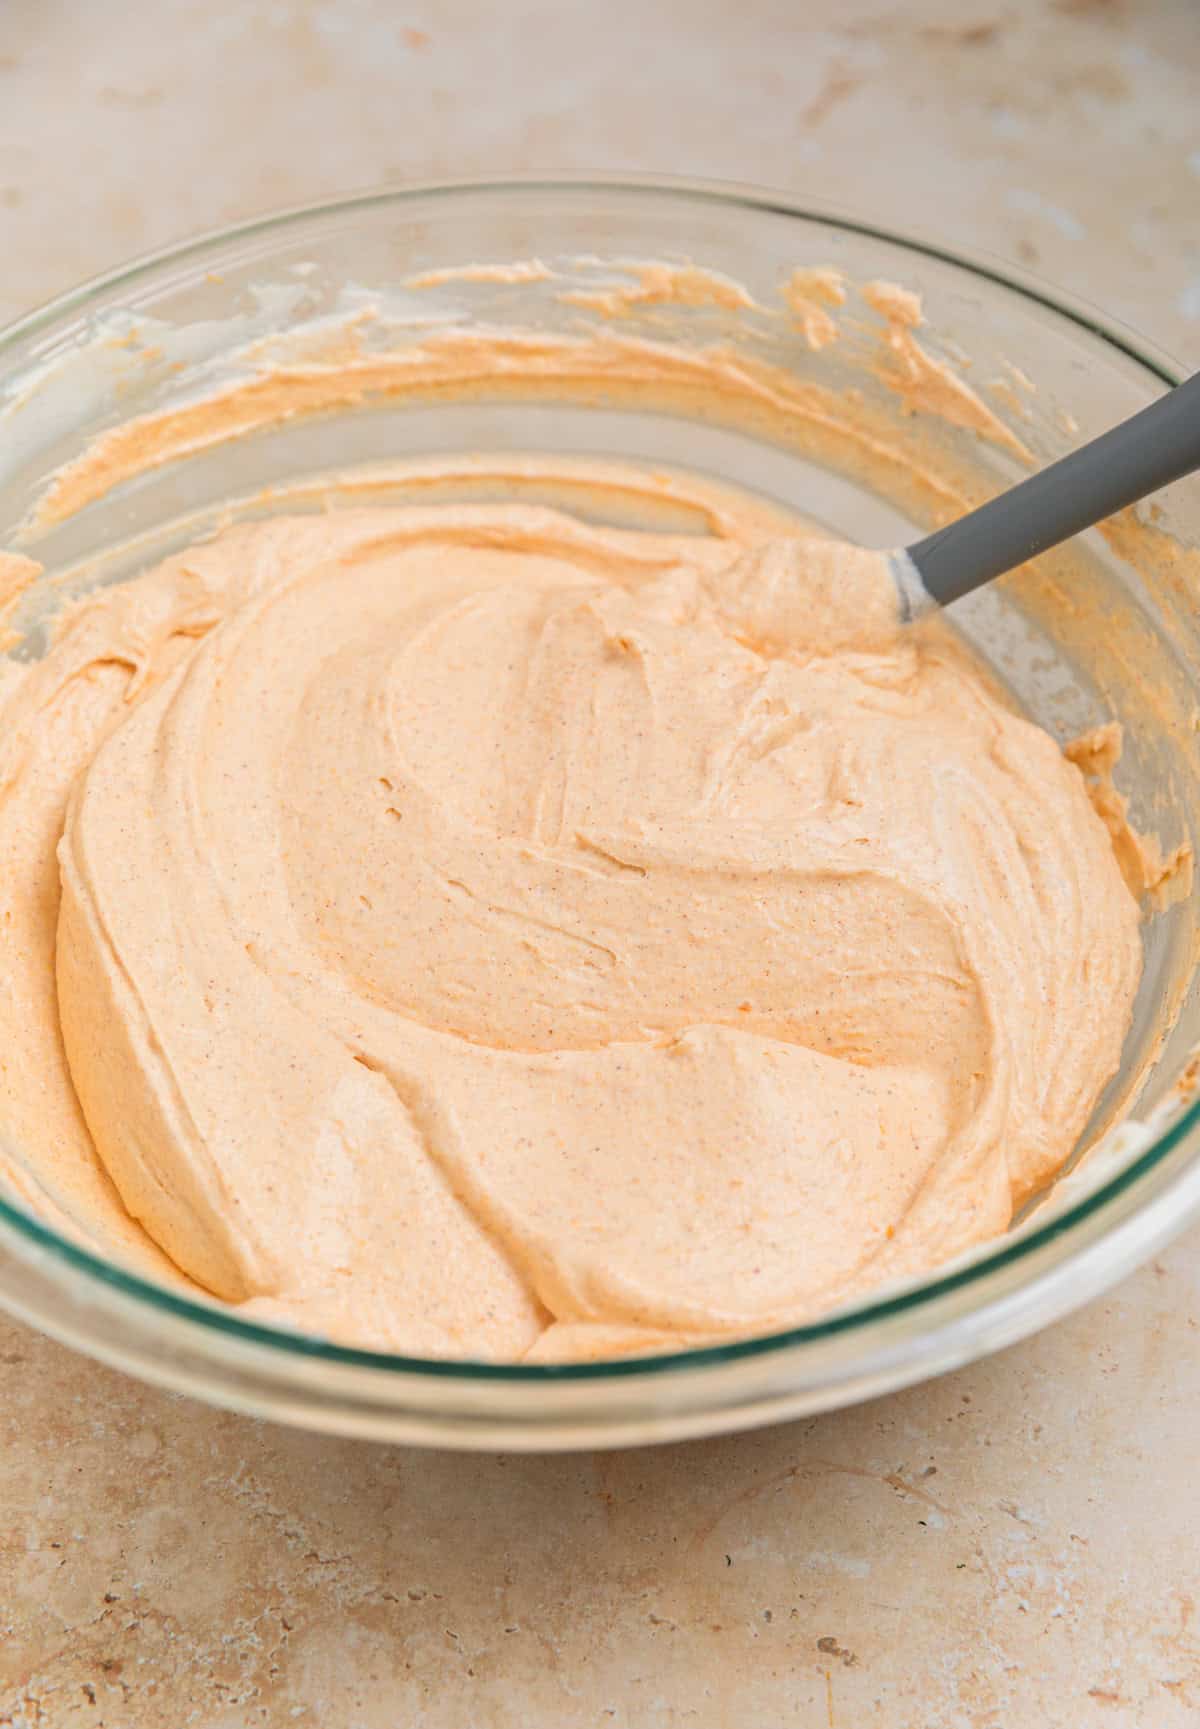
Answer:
[[888, 370, 1200, 622]]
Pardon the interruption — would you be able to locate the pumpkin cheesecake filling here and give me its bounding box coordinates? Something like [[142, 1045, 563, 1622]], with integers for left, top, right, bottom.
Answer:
[[0, 488, 1142, 1360]]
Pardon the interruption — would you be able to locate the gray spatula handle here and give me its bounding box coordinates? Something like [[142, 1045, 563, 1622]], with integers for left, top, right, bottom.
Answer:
[[905, 370, 1200, 608]]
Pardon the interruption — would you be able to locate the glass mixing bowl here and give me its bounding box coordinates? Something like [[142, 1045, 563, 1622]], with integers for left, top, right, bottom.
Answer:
[[1, 179, 1198, 1449]]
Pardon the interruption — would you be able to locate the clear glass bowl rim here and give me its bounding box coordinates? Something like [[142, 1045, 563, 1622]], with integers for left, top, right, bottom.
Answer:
[[0, 172, 1193, 1389]]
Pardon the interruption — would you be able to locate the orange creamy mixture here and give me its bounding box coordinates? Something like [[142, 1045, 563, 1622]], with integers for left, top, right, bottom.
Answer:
[[0, 475, 1141, 1358]]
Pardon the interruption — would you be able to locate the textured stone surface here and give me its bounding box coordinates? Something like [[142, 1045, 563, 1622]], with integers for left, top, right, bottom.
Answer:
[[1, 3, 1199, 1725], [1, 1240, 1198, 1727]]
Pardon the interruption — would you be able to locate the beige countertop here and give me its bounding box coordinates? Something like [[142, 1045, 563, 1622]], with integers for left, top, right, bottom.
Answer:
[[1, 3, 1199, 1724]]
